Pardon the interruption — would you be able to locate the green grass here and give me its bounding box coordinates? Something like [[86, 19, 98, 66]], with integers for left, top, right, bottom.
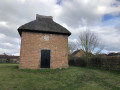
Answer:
[[0, 64, 120, 90]]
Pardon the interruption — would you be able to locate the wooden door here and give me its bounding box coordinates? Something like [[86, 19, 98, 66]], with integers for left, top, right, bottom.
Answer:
[[40, 50, 50, 68]]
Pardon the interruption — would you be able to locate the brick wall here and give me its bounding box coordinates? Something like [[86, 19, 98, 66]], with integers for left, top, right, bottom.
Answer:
[[19, 32, 68, 69]]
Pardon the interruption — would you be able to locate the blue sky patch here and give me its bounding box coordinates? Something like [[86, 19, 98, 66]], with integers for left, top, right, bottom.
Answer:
[[116, 0, 120, 2], [100, 13, 120, 27], [111, 3, 119, 7], [102, 13, 120, 22], [56, 0, 62, 5], [100, 14, 120, 27]]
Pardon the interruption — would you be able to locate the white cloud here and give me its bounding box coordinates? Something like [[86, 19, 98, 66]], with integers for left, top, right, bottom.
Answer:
[[0, 43, 13, 47], [0, 33, 6, 39], [0, 21, 9, 27], [0, 0, 120, 55], [69, 38, 78, 44], [90, 25, 120, 51], [56, 0, 120, 28], [0, 33, 20, 55]]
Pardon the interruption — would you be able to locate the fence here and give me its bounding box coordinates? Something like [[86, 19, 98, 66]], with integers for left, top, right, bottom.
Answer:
[[69, 56, 120, 70]]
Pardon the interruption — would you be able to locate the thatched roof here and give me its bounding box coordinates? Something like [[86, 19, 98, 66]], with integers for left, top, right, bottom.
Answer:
[[18, 14, 71, 36]]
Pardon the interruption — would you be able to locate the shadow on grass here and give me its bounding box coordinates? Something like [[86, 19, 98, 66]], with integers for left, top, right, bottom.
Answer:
[[86, 66, 120, 74], [19, 68, 68, 74], [11, 65, 19, 69], [69, 65, 120, 74], [12, 64, 120, 75]]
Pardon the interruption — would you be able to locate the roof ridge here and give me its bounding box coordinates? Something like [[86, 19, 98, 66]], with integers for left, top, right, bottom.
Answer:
[[36, 14, 53, 21]]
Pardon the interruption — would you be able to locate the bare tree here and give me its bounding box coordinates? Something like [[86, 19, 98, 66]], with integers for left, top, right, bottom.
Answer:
[[68, 42, 76, 54], [78, 30, 103, 61]]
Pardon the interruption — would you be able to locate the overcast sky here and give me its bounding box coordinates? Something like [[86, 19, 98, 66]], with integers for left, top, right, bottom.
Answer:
[[0, 0, 120, 55]]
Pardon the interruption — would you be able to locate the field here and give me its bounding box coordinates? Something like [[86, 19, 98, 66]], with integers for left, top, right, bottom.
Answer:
[[0, 64, 120, 90]]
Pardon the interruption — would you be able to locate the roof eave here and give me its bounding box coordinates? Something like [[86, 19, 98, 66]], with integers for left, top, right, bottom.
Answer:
[[18, 29, 71, 37]]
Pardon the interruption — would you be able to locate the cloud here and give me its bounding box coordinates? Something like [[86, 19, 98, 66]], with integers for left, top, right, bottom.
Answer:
[[0, 33, 20, 55], [0, 0, 120, 55], [0, 21, 9, 27], [0, 0, 58, 55], [56, 0, 120, 28], [0, 0, 59, 38], [91, 25, 120, 52]]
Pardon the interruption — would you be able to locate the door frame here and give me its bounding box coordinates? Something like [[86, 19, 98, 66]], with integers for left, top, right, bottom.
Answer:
[[40, 49, 51, 68]]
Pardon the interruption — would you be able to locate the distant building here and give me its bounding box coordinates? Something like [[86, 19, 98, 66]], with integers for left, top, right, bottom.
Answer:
[[18, 14, 71, 69], [96, 53, 107, 57], [72, 49, 85, 58], [107, 52, 120, 57], [0, 54, 19, 63]]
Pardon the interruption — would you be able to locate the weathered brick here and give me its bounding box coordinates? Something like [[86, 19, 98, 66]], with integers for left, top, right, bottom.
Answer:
[[19, 32, 69, 69]]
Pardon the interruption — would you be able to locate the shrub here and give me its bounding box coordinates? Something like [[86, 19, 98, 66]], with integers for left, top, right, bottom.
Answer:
[[69, 57, 87, 67], [69, 56, 120, 70], [88, 56, 120, 70]]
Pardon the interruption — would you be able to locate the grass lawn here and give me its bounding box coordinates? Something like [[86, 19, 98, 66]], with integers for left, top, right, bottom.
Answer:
[[0, 64, 120, 90]]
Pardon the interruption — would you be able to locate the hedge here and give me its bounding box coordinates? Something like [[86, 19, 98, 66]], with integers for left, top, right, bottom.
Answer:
[[69, 56, 120, 70]]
